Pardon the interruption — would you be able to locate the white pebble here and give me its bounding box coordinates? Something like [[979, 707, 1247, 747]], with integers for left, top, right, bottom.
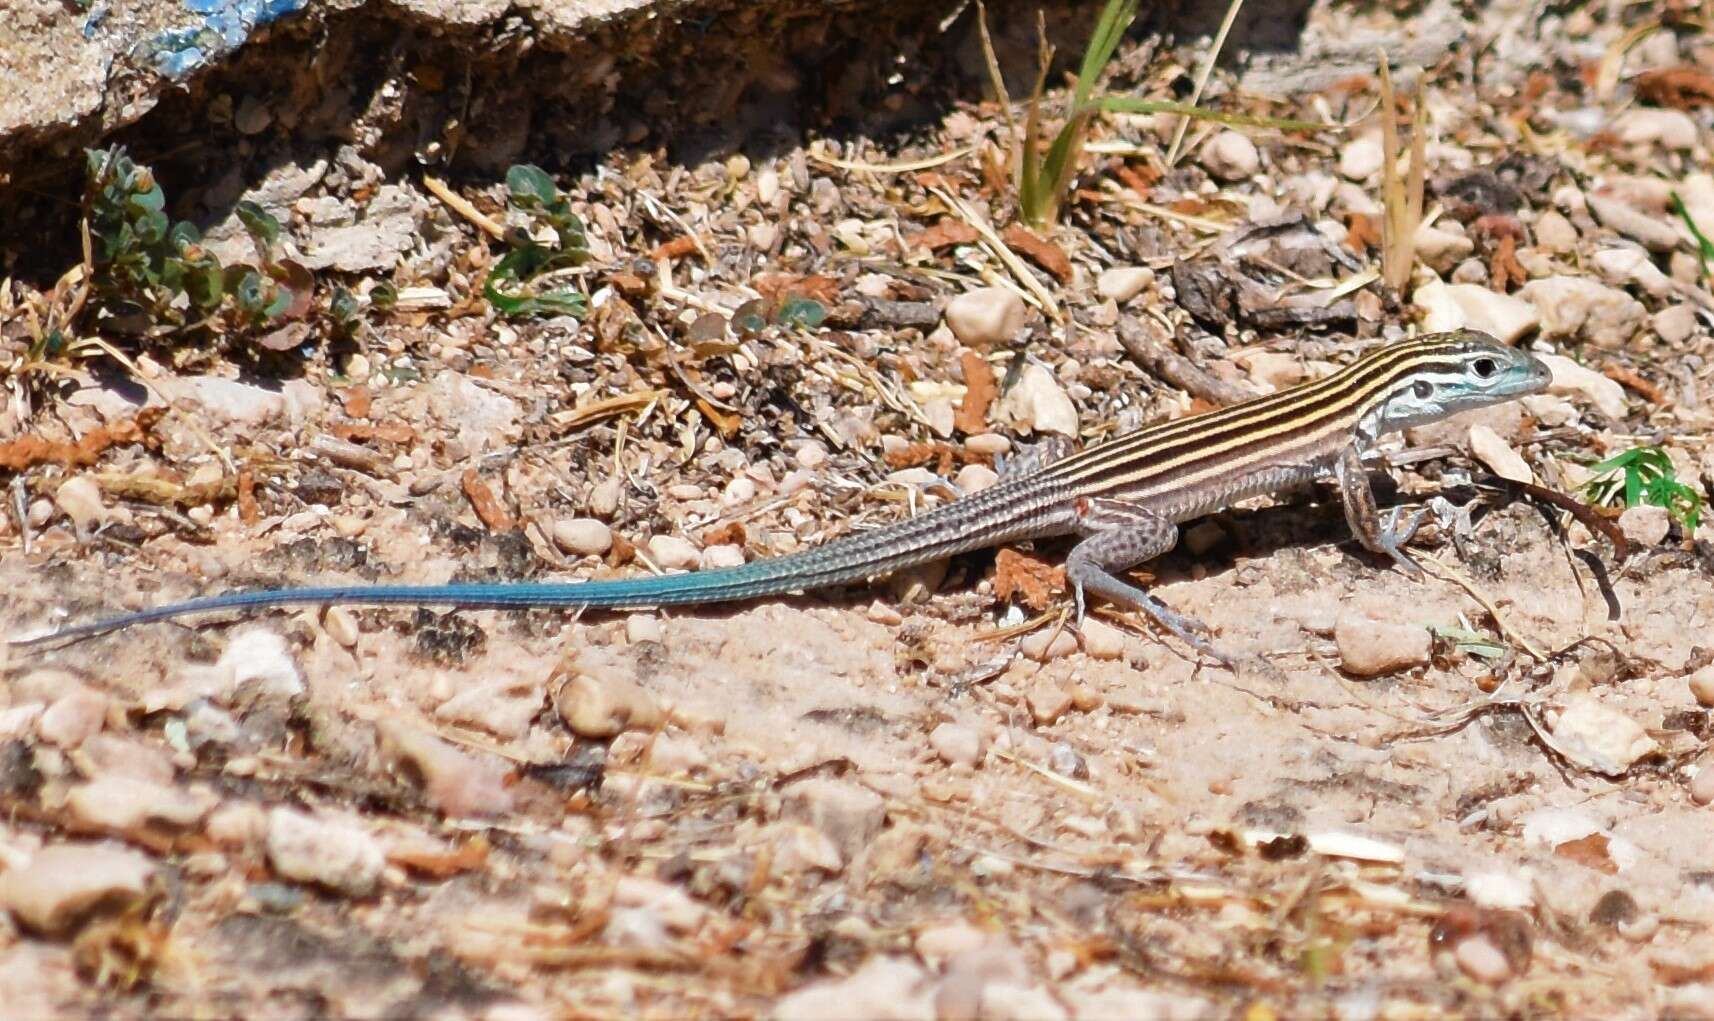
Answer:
[[1335, 614, 1430, 677], [929, 723, 984, 767], [1534, 210, 1578, 253], [1021, 629, 1078, 663], [1454, 934, 1515, 985], [944, 287, 1027, 348], [955, 464, 999, 494], [1611, 108, 1698, 150], [1096, 266, 1154, 303], [553, 518, 613, 557], [626, 614, 662, 643], [1519, 275, 1647, 349], [323, 606, 360, 647], [965, 433, 1011, 456], [646, 535, 700, 570], [795, 441, 828, 468], [999, 364, 1079, 437], [265, 807, 384, 897], [1469, 424, 1534, 484], [1338, 131, 1384, 181], [1692, 763, 1714, 807], [1550, 695, 1657, 776], [1539, 353, 1628, 419], [1653, 304, 1698, 345], [1617, 505, 1671, 547], [1690, 667, 1714, 708], [1200, 130, 1259, 181], [700, 544, 745, 570], [720, 476, 757, 507], [1077, 617, 1126, 660], [588, 477, 623, 518], [0, 843, 156, 936], [1414, 223, 1475, 273], [1413, 280, 1541, 344], [53, 476, 107, 532]]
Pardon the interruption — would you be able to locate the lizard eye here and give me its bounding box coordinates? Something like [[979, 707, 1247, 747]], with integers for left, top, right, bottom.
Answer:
[[1473, 357, 1498, 378], [1413, 381, 1434, 400]]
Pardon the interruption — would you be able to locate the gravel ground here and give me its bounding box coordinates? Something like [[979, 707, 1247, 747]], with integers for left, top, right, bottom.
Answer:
[[3, 0, 1714, 1016]]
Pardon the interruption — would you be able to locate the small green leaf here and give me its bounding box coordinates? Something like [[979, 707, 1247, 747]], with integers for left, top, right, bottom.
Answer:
[[330, 286, 360, 325], [506, 164, 559, 208], [134, 208, 169, 246], [369, 282, 398, 310], [169, 220, 202, 252], [235, 269, 267, 314], [776, 296, 826, 328], [235, 200, 281, 249]]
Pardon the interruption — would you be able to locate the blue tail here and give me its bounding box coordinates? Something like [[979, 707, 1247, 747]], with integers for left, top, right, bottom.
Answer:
[[14, 475, 1062, 646]]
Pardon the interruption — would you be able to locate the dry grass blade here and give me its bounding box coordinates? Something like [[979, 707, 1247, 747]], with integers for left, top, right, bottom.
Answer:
[[1164, 0, 1248, 166], [1377, 53, 1426, 293]]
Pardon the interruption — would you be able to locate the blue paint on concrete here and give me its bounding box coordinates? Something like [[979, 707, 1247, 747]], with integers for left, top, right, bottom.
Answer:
[[144, 0, 310, 78]]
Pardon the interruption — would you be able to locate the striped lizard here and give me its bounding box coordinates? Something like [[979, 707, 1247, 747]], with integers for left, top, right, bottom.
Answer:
[[14, 330, 1551, 664]]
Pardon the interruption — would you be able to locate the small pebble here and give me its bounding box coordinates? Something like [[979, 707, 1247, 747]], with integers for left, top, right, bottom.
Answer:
[[1691, 764, 1714, 807], [1000, 364, 1079, 437], [1611, 107, 1698, 150], [379, 722, 516, 818], [944, 287, 1027, 348], [795, 441, 828, 469], [1338, 131, 1384, 181], [1414, 280, 1541, 343], [700, 543, 745, 569], [53, 476, 107, 532], [1454, 934, 1515, 984], [1617, 504, 1671, 547], [588, 477, 623, 518], [37, 689, 108, 749], [1690, 667, 1714, 709], [1026, 680, 1074, 725], [782, 778, 886, 860], [1653, 304, 1698, 345], [323, 606, 359, 647], [955, 464, 999, 494], [1540, 353, 1627, 419], [1519, 275, 1647, 348], [865, 601, 904, 626], [1469, 424, 1534, 484], [1550, 695, 1657, 776], [553, 518, 614, 557], [646, 534, 700, 570], [0, 843, 156, 936], [965, 433, 1011, 456], [1335, 614, 1431, 677], [1096, 266, 1154, 303], [1534, 210, 1578, 253], [555, 672, 662, 738], [626, 614, 662, 643], [1199, 130, 1260, 181], [1077, 617, 1126, 660], [1020, 628, 1078, 662], [929, 723, 984, 767], [1414, 223, 1475, 273], [265, 807, 384, 897], [435, 677, 545, 739]]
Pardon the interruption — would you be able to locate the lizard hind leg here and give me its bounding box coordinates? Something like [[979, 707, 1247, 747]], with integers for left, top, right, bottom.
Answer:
[[1063, 497, 1236, 667]]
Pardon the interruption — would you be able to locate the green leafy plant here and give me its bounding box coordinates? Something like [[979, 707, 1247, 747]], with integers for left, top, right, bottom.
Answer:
[[1584, 445, 1703, 530], [1670, 190, 1714, 286], [976, 0, 1324, 230], [83, 147, 302, 338], [484, 164, 591, 318]]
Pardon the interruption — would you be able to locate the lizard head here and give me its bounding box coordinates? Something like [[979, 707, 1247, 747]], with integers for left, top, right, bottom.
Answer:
[[1361, 330, 1552, 436]]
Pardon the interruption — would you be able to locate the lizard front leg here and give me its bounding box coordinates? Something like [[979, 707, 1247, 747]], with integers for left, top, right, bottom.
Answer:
[[996, 435, 1079, 481], [1336, 444, 1428, 579], [1063, 497, 1235, 666]]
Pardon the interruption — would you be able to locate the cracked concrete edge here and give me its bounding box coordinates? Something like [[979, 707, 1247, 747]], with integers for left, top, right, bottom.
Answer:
[[0, 0, 842, 181]]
